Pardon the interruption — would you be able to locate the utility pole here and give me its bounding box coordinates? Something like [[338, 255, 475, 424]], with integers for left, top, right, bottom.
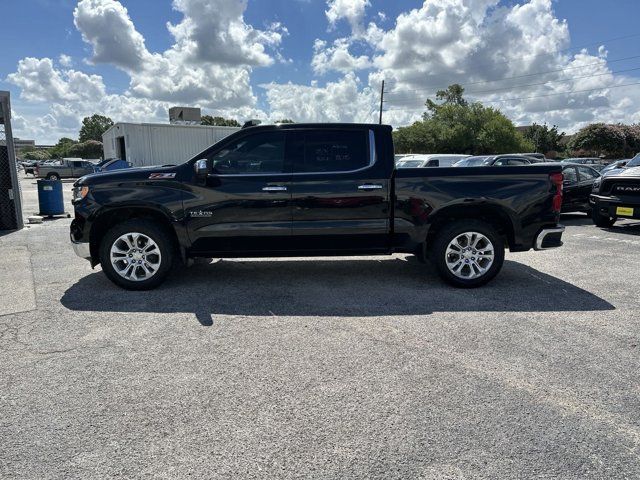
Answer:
[[378, 80, 385, 125]]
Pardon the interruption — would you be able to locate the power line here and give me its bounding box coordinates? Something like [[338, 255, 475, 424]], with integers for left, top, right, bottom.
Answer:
[[384, 54, 640, 99], [383, 80, 640, 112], [385, 65, 640, 106]]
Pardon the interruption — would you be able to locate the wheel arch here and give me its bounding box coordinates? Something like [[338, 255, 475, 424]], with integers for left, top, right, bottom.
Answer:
[[425, 202, 517, 251], [89, 206, 182, 264]]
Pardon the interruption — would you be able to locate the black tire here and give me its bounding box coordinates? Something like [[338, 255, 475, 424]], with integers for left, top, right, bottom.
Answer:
[[46, 173, 60, 180], [592, 209, 616, 228], [99, 219, 175, 290], [429, 220, 505, 288]]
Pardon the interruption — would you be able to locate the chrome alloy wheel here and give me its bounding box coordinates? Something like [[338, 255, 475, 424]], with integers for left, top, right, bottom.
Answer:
[[110, 232, 162, 282], [445, 231, 495, 280]]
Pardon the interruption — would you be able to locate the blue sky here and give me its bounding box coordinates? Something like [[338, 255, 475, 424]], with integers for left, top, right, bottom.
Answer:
[[2, 0, 640, 143]]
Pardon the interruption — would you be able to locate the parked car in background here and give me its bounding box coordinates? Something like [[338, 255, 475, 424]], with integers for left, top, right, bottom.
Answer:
[[562, 157, 602, 165], [21, 160, 38, 175], [590, 154, 640, 227], [516, 153, 547, 162], [94, 158, 132, 173], [453, 155, 532, 167], [394, 154, 414, 163], [600, 159, 629, 175], [562, 157, 608, 171], [536, 163, 600, 213], [396, 154, 470, 168], [36, 158, 96, 180]]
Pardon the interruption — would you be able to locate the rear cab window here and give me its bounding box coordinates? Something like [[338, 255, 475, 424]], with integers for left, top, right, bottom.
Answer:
[[290, 130, 370, 173]]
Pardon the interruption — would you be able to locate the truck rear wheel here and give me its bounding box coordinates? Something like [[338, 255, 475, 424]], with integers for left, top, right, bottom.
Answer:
[[46, 173, 60, 180], [430, 220, 505, 288], [99, 219, 174, 290]]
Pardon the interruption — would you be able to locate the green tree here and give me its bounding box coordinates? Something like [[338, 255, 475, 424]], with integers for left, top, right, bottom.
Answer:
[[23, 149, 52, 161], [522, 123, 565, 155], [201, 115, 241, 127], [568, 123, 627, 158], [393, 85, 532, 154], [79, 114, 114, 142], [68, 140, 104, 159], [426, 83, 467, 110], [49, 137, 78, 159]]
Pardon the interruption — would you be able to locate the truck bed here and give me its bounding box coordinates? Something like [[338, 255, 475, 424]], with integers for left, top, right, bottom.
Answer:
[[393, 165, 562, 252]]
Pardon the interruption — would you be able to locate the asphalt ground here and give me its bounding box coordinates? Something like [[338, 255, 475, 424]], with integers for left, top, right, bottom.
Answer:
[[1, 175, 640, 479]]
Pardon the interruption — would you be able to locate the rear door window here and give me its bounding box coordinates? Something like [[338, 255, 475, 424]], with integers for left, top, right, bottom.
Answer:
[[577, 166, 598, 180], [293, 130, 369, 173], [563, 167, 578, 184], [508, 158, 530, 165]]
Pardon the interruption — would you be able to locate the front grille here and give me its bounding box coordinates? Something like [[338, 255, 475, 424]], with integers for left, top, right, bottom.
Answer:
[[601, 178, 640, 196], [612, 183, 640, 195]]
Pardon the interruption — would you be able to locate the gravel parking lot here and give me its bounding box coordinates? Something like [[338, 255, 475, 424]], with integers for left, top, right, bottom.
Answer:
[[2, 176, 640, 479]]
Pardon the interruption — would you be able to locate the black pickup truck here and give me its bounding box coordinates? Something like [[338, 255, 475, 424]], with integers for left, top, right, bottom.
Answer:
[[70, 123, 565, 290]]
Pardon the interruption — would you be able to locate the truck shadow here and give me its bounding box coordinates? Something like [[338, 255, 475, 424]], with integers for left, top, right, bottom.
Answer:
[[61, 257, 614, 326], [561, 214, 640, 235], [560, 213, 594, 226]]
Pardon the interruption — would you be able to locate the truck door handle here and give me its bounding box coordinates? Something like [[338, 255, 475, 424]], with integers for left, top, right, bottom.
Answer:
[[358, 184, 383, 191], [262, 185, 288, 192]]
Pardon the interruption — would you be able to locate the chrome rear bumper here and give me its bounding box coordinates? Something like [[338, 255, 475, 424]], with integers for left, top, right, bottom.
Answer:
[[534, 226, 565, 251]]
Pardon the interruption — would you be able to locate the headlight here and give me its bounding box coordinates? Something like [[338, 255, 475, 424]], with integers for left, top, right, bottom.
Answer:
[[72, 185, 89, 202], [592, 177, 602, 193]]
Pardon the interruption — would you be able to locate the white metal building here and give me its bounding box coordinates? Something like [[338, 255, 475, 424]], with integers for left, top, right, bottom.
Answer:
[[102, 122, 240, 167]]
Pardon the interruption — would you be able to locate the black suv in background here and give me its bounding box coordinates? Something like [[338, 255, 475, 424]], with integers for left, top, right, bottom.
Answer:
[[590, 154, 640, 227]]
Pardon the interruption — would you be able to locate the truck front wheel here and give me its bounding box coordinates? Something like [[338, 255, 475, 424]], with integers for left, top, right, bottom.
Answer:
[[430, 220, 505, 288], [46, 173, 60, 180], [592, 209, 616, 228], [99, 219, 174, 290]]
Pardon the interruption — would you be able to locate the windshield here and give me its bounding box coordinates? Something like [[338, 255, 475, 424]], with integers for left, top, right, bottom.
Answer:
[[627, 153, 640, 168], [397, 160, 424, 168]]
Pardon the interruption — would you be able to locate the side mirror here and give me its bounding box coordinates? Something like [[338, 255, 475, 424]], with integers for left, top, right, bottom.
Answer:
[[194, 159, 209, 177]]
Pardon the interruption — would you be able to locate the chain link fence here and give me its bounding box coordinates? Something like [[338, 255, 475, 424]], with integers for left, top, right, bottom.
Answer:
[[0, 92, 23, 230]]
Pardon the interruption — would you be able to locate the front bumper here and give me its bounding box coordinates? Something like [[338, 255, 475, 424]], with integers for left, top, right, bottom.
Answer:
[[590, 194, 640, 219], [71, 238, 91, 260], [534, 225, 565, 251]]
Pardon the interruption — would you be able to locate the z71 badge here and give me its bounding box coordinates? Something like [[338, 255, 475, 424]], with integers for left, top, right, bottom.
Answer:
[[149, 173, 176, 179]]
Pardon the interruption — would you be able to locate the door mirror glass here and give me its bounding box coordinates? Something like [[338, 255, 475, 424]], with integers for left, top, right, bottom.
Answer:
[[194, 159, 209, 177]]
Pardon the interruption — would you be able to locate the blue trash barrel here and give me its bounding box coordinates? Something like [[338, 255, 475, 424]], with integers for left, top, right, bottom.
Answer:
[[37, 179, 65, 216]]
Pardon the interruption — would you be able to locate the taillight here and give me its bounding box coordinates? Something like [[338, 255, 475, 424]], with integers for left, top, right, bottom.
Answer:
[[550, 172, 563, 212]]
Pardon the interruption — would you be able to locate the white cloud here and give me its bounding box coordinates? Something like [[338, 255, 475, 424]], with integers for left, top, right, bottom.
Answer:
[[74, 0, 149, 70], [167, 0, 287, 67], [326, 0, 371, 35], [7, 57, 105, 103], [58, 54, 73, 68], [71, 0, 286, 107], [7, 0, 640, 144], [312, 38, 371, 74], [263, 73, 378, 123]]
